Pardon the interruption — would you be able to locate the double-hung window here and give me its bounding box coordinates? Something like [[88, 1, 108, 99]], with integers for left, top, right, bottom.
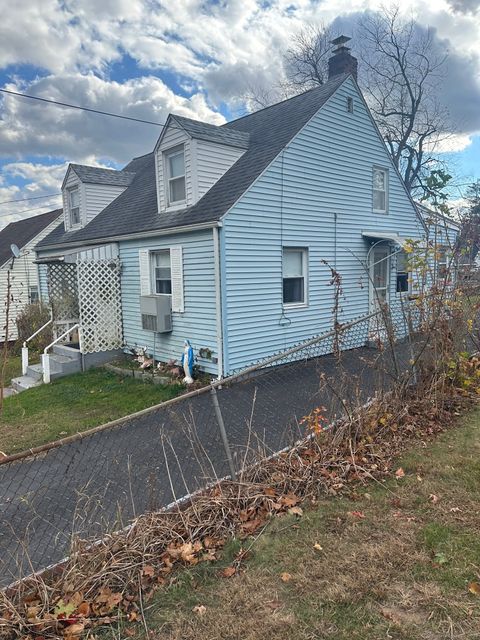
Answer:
[[396, 251, 410, 293], [165, 145, 186, 206], [437, 246, 448, 280], [373, 167, 388, 213], [69, 187, 81, 226], [283, 248, 307, 306], [29, 285, 40, 304], [153, 250, 172, 294]]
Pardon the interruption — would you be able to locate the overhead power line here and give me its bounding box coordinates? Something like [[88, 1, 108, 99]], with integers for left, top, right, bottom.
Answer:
[[0, 192, 61, 205], [0, 88, 165, 127], [0, 203, 62, 219]]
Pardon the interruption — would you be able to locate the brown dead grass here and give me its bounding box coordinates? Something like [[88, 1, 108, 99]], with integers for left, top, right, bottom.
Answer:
[[114, 406, 480, 640]]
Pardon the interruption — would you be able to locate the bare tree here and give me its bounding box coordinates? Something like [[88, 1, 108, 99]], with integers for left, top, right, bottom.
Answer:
[[284, 24, 334, 89], [243, 7, 451, 196], [359, 7, 449, 194], [243, 24, 334, 109]]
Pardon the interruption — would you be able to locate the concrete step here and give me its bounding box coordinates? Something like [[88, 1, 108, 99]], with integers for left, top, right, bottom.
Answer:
[[52, 344, 82, 361], [27, 352, 82, 382], [26, 363, 43, 381], [49, 354, 81, 376], [11, 375, 42, 392]]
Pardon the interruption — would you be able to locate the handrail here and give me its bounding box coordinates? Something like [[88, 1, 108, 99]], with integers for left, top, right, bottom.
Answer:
[[42, 324, 80, 383], [23, 311, 53, 348], [21, 310, 54, 375], [43, 323, 79, 356]]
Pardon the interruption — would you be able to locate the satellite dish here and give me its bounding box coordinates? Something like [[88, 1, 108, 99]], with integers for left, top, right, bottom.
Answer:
[[10, 244, 20, 259]]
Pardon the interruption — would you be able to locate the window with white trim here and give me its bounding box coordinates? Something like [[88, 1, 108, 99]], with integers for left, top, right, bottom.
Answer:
[[283, 248, 307, 306], [373, 167, 388, 213], [29, 285, 40, 304], [437, 245, 448, 280], [165, 145, 186, 206], [68, 187, 81, 226], [152, 250, 172, 294], [396, 251, 410, 293]]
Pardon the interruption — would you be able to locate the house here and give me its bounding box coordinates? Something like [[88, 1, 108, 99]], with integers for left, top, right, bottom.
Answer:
[[0, 209, 62, 343], [29, 37, 433, 385]]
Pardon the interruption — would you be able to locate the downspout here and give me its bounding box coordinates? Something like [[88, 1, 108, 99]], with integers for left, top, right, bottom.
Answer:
[[213, 225, 224, 379]]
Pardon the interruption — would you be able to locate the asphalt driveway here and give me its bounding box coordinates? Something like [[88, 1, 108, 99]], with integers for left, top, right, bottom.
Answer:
[[0, 336, 414, 585]]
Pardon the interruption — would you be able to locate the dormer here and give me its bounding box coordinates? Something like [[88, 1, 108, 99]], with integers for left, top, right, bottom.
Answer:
[[61, 164, 135, 231], [154, 115, 249, 213]]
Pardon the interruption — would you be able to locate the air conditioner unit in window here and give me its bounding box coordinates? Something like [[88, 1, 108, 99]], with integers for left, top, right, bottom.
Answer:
[[140, 295, 172, 333]]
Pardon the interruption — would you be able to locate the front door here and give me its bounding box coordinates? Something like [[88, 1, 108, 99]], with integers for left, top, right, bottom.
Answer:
[[369, 245, 390, 312]]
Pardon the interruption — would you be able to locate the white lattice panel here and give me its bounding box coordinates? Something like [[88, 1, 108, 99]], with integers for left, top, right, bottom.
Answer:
[[77, 259, 123, 353], [47, 263, 79, 321]]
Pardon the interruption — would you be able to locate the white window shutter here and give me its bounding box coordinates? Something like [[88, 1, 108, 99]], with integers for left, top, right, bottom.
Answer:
[[138, 249, 151, 295], [170, 246, 184, 312]]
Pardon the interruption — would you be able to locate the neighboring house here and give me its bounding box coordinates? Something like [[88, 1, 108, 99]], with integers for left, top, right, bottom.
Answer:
[[33, 37, 432, 382], [0, 209, 62, 342], [416, 202, 460, 278]]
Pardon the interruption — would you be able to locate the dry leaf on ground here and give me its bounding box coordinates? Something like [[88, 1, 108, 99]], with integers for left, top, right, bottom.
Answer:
[[192, 605, 207, 616], [468, 581, 480, 595]]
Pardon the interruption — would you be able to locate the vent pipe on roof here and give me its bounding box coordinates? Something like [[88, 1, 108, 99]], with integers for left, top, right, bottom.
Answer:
[[328, 35, 358, 81]]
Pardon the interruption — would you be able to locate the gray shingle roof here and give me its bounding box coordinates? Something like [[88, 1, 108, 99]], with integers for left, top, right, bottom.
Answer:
[[172, 115, 250, 149], [0, 209, 62, 267], [38, 74, 349, 250], [70, 164, 136, 187]]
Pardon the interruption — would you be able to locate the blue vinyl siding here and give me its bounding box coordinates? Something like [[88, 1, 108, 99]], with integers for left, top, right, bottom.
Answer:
[[222, 76, 425, 372], [119, 229, 218, 374]]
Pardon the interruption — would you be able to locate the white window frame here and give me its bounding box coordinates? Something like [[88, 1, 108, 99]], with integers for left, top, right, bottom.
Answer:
[[151, 249, 172, 296], [282, 247, 308, 308], [372, 167, 388, 214], [68, 186, 81, 227], [437, 245, 449, 281], [396, 250, 411, 294], [164, 145, 186, 208], [28, 285, 40, 304]]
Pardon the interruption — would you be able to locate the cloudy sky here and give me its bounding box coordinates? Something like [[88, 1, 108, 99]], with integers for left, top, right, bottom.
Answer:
[[0, 0, 479, 228]]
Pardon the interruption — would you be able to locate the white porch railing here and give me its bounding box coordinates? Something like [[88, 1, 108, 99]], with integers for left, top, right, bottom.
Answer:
[[22, 311, 54, 376], [42, 324, 81, 384]]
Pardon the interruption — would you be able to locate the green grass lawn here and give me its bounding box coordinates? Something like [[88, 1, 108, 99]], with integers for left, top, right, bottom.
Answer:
[[0, 368, 184, 455], [106, 407, 480, 640], [1, 354, 22, 387]]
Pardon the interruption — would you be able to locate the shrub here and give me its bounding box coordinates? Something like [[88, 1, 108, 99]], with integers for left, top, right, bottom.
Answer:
[[15, 303, 53, 354]]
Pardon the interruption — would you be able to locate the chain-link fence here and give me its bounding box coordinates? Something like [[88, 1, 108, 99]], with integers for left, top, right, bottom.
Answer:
[[0, 291, 476, 587]]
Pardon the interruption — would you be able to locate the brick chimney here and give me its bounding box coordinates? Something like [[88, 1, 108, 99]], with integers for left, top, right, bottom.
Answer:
[[328, 35, 358, 81]]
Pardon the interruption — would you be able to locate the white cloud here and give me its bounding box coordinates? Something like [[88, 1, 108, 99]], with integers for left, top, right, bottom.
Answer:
[[0, 0, 479, 226], [0, 161, 64, 230], [436, 132, 474, 152], [0, 73, 225, 164]]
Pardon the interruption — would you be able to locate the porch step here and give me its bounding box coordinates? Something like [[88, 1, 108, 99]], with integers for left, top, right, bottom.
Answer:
[[52, 344, 82, 361], [11, 375, 42, 392], [24, 351, 83, 385]]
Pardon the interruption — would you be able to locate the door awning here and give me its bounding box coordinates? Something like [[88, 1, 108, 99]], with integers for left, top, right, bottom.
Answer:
[[361, 231, 407, 247]]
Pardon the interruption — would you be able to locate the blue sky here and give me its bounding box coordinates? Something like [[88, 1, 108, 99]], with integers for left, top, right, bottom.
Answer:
[[0, 0, 479, 227]]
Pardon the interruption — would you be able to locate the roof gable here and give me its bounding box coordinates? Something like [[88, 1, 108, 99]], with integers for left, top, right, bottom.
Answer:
[[62, 164, 135, 190]]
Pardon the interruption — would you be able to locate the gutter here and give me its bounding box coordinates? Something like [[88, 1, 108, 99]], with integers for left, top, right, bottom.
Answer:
[[213, 226, 224, 379], [36, 220, 220, 253]]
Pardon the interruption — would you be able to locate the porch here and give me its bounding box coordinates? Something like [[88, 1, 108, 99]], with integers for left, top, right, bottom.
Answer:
[[13, 245, 124, 390]]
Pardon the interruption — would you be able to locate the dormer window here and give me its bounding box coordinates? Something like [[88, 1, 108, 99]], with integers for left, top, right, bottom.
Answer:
[[68, 187, 81, 226], [165, 145, 186, 206]]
